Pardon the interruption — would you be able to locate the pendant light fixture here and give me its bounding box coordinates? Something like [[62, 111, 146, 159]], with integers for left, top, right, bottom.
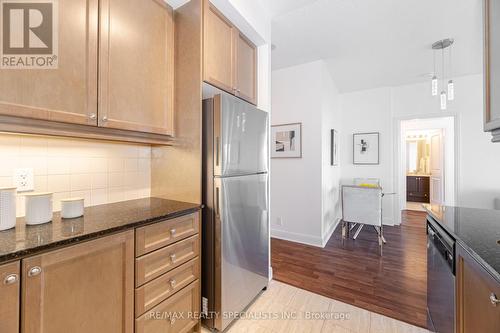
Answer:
[[431, 50, 438, 96], [447, 43, 454, 100], [431, 38, 454, 109]]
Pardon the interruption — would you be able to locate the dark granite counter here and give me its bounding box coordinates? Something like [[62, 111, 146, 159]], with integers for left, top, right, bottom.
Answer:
[[423, 204, 500, 283], [0, 197, 200, 264]]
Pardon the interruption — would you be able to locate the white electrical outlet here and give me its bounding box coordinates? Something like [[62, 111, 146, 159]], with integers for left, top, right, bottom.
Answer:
[[276, 217, 283, 226], [14, 168, 34, 192]]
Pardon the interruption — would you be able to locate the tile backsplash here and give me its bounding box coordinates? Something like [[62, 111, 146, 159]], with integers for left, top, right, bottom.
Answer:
[[0, 133, 152, 217]]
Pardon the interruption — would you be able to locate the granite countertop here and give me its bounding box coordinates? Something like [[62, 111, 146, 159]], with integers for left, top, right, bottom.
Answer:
[[423, 204, 500, 282], [0, 197, 201, 264]]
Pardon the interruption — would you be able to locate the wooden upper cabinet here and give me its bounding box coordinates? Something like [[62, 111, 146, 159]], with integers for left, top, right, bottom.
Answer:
[[21, 231, 134, 333], [0, 261, 20, 333], [203, 1, 258, 105], [99, 0, 175, 136], [203, 3, 235, 94], [0, 0, 98, 126], [235, 32, 257, 105], [456, 244, 500, 333]]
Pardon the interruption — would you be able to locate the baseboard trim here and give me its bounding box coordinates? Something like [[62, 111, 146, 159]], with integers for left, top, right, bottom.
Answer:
[[271, 229, 323, 247], [321, 218, 341, 247]]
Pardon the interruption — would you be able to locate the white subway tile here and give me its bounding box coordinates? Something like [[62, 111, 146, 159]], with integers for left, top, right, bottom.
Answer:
[[108, 187, 125, 203], [47, 175, 70, 193], [47, 156, 71, 175], [70, 174, 91, 192], [18, 156, 47, 175], [0, 158, 17, 176], [124, 158, 138, 172], [91, 188, 108, 206], [108, 172, 124, 188], [91, 173, 108, 189], [34, 175, 48, 192], [108, 158, 124, 172], [0, 176, 13, 187]]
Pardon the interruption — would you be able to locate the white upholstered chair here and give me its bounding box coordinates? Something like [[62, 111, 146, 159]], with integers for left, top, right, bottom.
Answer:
[[341, 185, 386, 255]]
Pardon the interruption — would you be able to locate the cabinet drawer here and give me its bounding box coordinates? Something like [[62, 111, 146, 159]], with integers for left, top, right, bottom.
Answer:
[[136, 235, 199, 287], [136, 212, 199, 257], [135, 280, 200, 333], [135, 258, 200, 317]]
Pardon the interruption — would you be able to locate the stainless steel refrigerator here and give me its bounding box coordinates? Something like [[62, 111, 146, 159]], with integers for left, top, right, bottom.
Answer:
[[202, 92, 269, 332]]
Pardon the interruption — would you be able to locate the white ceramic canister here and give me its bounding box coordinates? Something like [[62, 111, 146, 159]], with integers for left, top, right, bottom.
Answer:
[[25, 192, 53, 225], [0, 187, 17, 231], [61, 198, 84, 219]]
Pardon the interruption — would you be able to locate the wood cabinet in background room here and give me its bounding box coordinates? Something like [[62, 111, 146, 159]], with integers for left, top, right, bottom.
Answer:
[[203, 1, 257, 105], [21, 231, 134, 333], [407, 176, 430, 203], [456, 243, 500, 333], [0, 261, 20, 333]]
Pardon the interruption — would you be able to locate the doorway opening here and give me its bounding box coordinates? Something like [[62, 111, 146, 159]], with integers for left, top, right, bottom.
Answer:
[[398, 117, 456, 213]]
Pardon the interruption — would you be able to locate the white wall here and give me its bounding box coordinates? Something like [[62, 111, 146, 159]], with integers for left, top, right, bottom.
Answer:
[[340, 74, 500, 226], [340, 88, 396, 224], [392, 74, 500, 210], [320, 67, 342, 243], [271, 60, 342, 246]]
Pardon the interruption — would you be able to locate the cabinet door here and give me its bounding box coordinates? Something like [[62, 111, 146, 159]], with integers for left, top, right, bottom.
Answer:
[[235, 31, 257, 105], [22, 231, 134, 333], [0, 261, 20, 333], [203, 2, 235, 94], [0, 0, 98, 126], [456, 244, 500, 333], [99, 0, 174, 135]]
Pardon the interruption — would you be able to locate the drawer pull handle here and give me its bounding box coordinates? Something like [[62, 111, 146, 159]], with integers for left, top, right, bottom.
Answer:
[[170, 254, 176, 263], [169, 279, 176, 288], [170, 229, 176, 236], [28, 266, 42, 277], [490, 293, 500, 306], [3, 274, 18, 285]]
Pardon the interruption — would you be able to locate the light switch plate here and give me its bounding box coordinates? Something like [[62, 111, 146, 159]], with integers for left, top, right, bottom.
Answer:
[[14, 168, 34, 192]]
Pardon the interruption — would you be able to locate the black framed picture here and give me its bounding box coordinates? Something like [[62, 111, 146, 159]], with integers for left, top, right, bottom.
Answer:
[[353, 132, 380, 165], [331, 129, 338, 166]]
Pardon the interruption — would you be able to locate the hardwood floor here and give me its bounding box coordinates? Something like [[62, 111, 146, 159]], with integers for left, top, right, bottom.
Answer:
[[271, 210, 428, 329]]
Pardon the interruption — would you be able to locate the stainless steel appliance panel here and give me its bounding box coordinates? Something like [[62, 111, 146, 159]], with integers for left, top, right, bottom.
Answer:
[[427, 217, 455, 333], [215, 93, 268, 176], [216, 173, 269, 331]]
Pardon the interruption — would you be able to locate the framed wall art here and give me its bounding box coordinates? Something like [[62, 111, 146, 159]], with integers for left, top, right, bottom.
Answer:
[[353, 132, 379, 165], [271, 123, 302, 158]]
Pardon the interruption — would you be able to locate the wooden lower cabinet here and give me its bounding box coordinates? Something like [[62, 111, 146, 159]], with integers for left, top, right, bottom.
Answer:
[[136, 281, 200, 333], [407, 176, 430, 203], [21, 231, 135, 333], [0, 261, 20, 333], [456, 244, 500, 333]]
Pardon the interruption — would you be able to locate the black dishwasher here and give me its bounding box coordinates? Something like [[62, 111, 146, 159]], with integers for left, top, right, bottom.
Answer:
[[427, 216, 455, 333]]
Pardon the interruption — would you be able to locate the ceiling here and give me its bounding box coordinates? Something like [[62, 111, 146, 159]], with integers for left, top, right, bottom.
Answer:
[[271, 0, 483, 92]]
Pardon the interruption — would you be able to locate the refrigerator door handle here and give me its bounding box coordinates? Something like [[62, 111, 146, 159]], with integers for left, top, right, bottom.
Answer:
[[215, 137, 220, 167], [216, 186, 221, 216]]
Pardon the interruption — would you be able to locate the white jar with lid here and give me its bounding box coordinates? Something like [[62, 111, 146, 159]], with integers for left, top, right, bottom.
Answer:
[[0, 187, 17, 231], [25, 192, 53, 225], [61, 198, 84, 219]]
